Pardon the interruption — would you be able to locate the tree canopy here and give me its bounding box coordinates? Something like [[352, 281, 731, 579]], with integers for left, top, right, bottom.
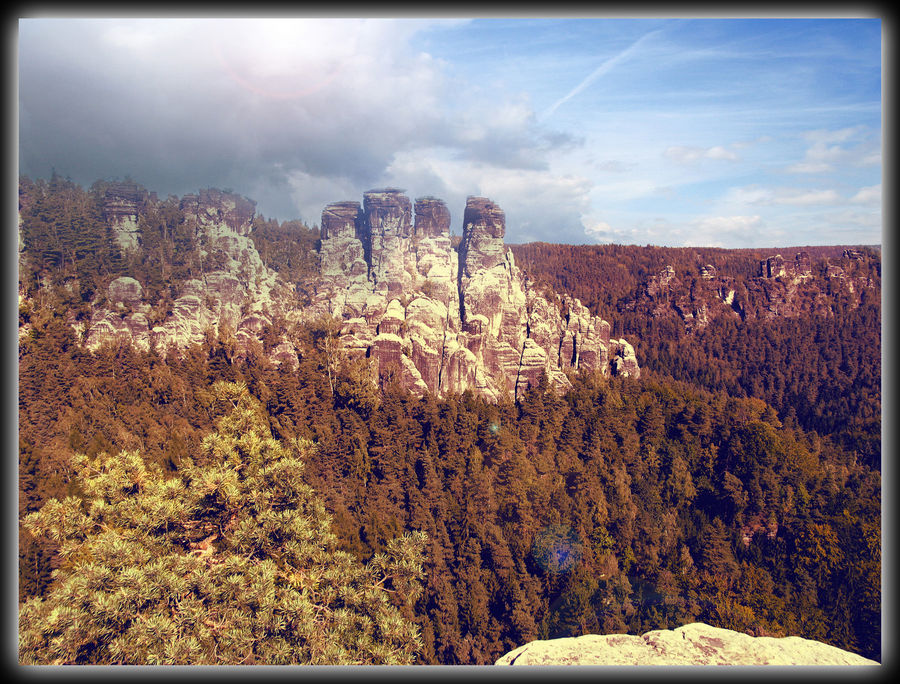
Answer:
[[19, 381, 427, 665]]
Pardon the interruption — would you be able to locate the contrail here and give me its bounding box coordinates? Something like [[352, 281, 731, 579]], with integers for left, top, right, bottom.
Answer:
[[542, 29, 663, 120]]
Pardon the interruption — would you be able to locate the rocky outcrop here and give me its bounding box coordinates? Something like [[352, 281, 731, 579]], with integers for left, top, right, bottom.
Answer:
[[180, 188, 257, 236], [82, 185, 639, 397], [625, 250, 877, 330], [758, 251, 812, 280], [308, 191, 638, 400], [84, 189, 296, 368], [102, 181, 152, 252], [495, 623, 879, 666]]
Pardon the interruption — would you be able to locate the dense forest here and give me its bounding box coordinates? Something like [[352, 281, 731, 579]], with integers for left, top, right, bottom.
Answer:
[[18, 177, 881, 664], [510, 242, 882, 472]]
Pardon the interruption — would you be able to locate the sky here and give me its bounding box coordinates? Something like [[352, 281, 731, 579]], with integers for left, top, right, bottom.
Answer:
[[17, 15, 883, 247]]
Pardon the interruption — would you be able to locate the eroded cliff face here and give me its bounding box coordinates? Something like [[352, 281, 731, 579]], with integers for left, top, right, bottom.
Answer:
[[624, 249, 878, 331], [307, 190, 638, 400], [83, 187, 298, 367], [78, 185, 638, 399], [101, 181, 153, 252]]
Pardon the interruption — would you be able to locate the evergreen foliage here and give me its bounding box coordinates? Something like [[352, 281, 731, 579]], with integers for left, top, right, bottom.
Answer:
[[19, 382, 427, 665], [17, 176, 881, 665]]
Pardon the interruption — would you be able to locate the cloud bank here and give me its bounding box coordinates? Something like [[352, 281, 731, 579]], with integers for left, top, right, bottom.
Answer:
[[18, 18, 881, 247], [18, 18, 586, 241]]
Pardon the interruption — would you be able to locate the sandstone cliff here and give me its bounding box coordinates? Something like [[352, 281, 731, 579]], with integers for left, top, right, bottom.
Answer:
[[78, 184, 638, 399], [305, 190, 638, 400], [83, 186, 298, 367], [495, 623, 879, 666], [100, 180, 153, 252], [623, 249, 878, 332]]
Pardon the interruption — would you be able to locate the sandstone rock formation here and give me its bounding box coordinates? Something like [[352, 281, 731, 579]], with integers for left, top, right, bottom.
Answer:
[[84, 188, 296, 367], [758, 251, 812, 280], [83, 185, 638, 398], [307, 191, 638, 400], [495, 623, 879, 666], [101, 181, 152, 252], [625, 249, 876, 331]]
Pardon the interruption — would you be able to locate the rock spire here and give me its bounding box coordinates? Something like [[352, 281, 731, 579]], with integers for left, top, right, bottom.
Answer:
[[309, 189, 639, 400]]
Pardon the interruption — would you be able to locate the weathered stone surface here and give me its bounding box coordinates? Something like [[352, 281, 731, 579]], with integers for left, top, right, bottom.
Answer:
[[320, 201, 362, 240], [495, 623, 879, 666], [760, 254, 786, 279], [82, 184, 639, 398], [414, 197, 451, 238], [624, 248, 876, 331], [102, 181, 150, 252], [107, 277, 143, 307], [362, 189, 416, 294], [180, 188, 256, 236], [306, 190, 638, 400], [84, 309, 151, 352], [459, 196, 506, 276], [611, 338, 640, 378], [86, 187, 293, 358]]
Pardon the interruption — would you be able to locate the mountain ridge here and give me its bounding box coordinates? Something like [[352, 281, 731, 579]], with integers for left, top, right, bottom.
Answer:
[[21, 181, 641, 402]]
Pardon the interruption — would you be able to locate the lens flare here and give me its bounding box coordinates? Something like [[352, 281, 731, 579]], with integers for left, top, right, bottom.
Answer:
[[531, 524, 583, 574]]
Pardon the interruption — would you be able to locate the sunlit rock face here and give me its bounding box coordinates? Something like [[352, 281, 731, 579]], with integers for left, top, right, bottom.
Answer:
[[82, 184, 640, 394], [84, 189, 295, 368], [310, 190, 639, 400], [495, 622, 879, 666], [102, 181, 151, 252]]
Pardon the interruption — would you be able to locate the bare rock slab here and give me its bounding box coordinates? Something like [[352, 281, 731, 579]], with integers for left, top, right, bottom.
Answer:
[[495, 623, 879, 666]]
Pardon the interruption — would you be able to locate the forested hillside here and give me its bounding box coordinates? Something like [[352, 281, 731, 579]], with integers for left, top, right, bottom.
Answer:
[[18, 177, 881, 664], [510, 242, 882, 471]]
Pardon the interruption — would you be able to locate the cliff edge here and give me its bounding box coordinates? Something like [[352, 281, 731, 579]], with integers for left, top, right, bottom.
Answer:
[[495, 623, 879, 666]]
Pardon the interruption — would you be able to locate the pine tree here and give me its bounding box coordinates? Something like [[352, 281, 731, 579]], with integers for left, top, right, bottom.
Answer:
[[19, 381, 427, 665]]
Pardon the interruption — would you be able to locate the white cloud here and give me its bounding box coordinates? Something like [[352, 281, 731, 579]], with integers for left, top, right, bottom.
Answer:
[[19, 18, 881, 247], [773, 189, 841, 206], [802, 126, 866, 144], [582, 218, 635, 242], [850, 184, 881, 204], [786, 126, 881, 174], [21, 17, 570, 223], [723, 185, 842, 207], [722, 185, 774, 205], [694, 214, 762, 232], [785, 161, 834, 174], [380, 149, 595, 243], [685, 216, 768, 248], [664, 144, 739, 164], [285, 170, 362, 227]]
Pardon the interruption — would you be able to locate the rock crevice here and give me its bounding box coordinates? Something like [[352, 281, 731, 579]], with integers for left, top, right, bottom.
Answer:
[[309, 190, 638, 400]]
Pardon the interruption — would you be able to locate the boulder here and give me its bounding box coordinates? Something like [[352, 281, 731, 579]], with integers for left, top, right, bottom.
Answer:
[[107, 277, 143, 307], [495, 623, 879, 666]]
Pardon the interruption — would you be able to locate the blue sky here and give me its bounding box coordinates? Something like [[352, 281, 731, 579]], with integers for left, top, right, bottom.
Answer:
[[18, 16, 882, 247]]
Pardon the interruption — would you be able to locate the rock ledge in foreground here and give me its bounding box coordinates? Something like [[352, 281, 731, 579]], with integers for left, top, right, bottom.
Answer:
[[495, 623, 879, 666]]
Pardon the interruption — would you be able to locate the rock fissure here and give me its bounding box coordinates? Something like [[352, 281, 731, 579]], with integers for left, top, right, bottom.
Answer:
[[308, 190, 640, 399], [80, 185, 639, 399]]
